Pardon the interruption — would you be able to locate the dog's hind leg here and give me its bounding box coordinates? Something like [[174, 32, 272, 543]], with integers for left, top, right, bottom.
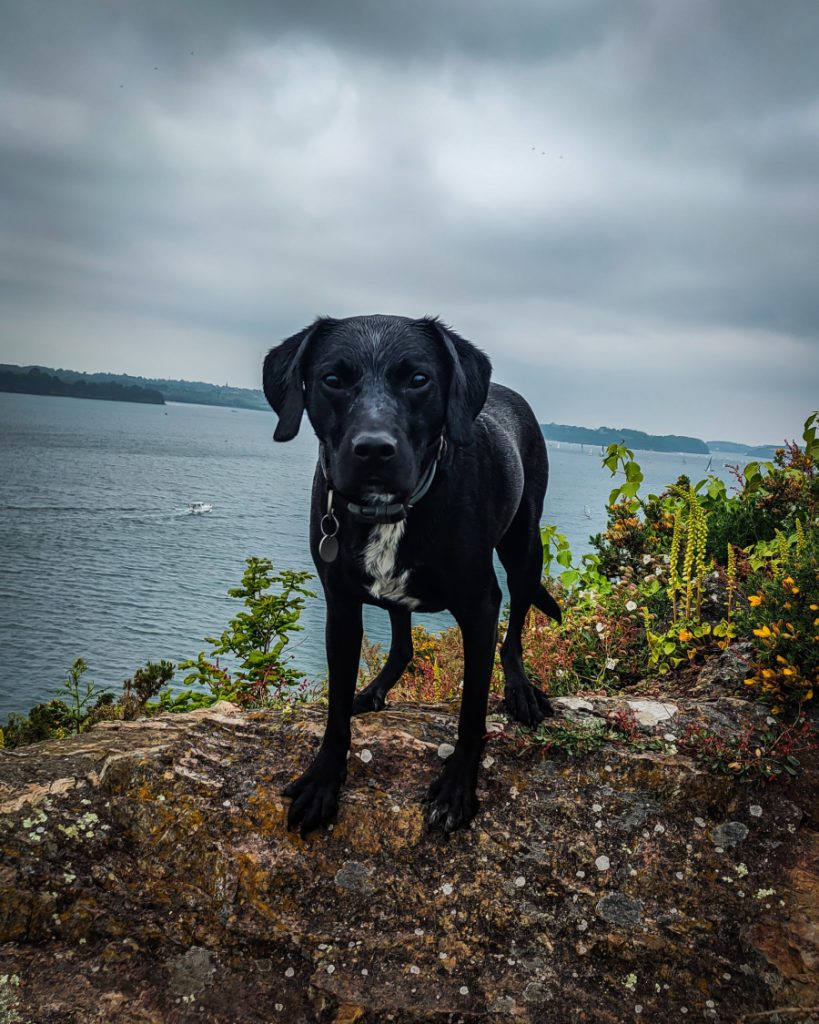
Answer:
[[352, 607, 413, 715], [497, 506, 555, 727]]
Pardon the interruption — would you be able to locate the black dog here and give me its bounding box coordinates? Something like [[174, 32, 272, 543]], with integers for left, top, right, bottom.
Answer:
[[263, 315, 560, 835]]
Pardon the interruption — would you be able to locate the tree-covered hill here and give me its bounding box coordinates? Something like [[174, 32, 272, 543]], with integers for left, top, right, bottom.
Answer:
[[0, 366, 164, 405], [540, 421, 710, 454], [0, 364, 266, 410]]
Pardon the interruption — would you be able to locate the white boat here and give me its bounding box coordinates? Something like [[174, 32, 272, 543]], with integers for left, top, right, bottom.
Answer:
[[187, 502, 213, 515]]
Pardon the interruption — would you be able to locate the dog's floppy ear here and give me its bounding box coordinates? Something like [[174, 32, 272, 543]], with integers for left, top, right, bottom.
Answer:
[[262, 319, 332, 441], [423, 318, 492, 446]]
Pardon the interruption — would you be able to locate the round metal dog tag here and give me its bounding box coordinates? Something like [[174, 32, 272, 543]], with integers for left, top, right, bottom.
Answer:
[[319, 534, 339, 563]]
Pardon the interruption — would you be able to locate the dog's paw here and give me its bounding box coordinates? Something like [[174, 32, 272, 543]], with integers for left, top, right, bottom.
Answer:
[[426, 754, 480, 834], [283, 757, 344, 837], [351, 686, 387, 716], [503, 680, 554, 728]]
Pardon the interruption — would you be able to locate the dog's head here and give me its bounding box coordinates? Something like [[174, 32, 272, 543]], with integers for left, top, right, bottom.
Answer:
[[263, 315, 491, 501]]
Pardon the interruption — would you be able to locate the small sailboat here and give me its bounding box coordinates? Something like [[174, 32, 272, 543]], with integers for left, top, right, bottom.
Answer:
[[187, 502, 213, 515]]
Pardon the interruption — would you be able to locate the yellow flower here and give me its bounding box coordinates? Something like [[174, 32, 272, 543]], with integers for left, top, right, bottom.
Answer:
[[678, 628, 693, 642], [783, 576, 795, 586], [784, 602, 792, 610], [753, 626, 772, 638], [806, 690, 814, 701], [776, 655, 787, 664], [770, 706, 781, 715], [791, 587, 800, 595], [810, 604, 818, 611], [747, 595, 763, 607], [761, 669, 775, 679], [782, 667, 796, 676]]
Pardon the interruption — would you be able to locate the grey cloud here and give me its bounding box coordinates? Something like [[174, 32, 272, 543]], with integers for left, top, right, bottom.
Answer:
[[1, 0, 817, 445]]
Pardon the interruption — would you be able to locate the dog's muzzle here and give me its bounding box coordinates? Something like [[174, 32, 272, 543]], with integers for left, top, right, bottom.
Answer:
[[316, 436, 446, 559]]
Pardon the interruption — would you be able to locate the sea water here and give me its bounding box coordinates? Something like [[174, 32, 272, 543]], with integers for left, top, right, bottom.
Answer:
[[0, 392, 742, 718]]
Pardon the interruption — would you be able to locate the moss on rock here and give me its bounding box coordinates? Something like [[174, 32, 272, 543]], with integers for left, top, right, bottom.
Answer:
[[0, 697, 817, 1022]]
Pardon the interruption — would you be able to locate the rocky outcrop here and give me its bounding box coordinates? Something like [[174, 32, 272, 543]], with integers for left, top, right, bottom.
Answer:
[[1, 696, 817, 1023]]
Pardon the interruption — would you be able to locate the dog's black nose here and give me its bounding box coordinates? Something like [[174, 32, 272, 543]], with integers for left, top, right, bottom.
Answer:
[[352, 431, 397, 461]]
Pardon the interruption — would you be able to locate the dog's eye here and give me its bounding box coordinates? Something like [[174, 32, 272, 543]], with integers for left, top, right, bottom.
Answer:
[[410, 373, 429, 389], [322, 373, 342, 389]]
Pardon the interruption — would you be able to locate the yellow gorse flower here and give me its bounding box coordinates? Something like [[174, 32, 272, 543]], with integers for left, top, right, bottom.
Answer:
[[678, 628, 693, 642], [747, 595, 763, 607], [753, 626, 772, 638]]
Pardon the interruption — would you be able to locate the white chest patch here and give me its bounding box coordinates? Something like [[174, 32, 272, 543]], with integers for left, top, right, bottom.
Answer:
[[362, 520, 420, 609]]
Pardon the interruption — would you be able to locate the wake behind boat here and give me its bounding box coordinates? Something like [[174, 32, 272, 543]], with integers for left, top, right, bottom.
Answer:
[[186, 502, 213, 515]]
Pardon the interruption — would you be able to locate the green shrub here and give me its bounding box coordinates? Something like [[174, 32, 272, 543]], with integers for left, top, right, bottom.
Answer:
[[739, 523, 818, 714], [56, 657, 114, 734], [1, 700, 73, 748], [175, 557, 316, 710], [121, 660, 175, 719]]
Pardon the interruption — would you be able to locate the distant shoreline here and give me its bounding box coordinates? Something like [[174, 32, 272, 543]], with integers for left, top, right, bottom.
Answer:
[[539, 422, 779, 458], [0, 367, 164, 405], [540, 421, 708, 455], [0, 362, 781, 456]]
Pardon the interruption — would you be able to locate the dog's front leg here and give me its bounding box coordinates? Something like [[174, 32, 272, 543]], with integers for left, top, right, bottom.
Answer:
[[427, 587, 501, 833], [284, 598, 363, 837]]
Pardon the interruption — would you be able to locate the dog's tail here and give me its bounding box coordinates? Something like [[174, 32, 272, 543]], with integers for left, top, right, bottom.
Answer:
[[533, 584, 562, 625]]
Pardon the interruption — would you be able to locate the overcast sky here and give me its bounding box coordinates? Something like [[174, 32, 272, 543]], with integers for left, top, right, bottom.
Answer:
[[1, 1, 817, 444]]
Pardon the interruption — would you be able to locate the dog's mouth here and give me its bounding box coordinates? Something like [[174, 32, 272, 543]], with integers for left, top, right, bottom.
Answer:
[[325, 447, 423, 507], [338, 468, 413, 504], [361, 489, 397, 503]]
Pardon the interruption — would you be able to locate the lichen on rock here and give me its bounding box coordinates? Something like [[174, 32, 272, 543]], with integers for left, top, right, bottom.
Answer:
[[0, 696, 817, 1022]]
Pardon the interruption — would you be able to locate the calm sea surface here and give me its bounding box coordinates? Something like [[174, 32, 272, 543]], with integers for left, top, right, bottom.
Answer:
[[0, 393, 742, 719]]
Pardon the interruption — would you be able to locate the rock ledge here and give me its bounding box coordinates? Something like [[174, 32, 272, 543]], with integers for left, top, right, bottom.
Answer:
[[1, 697, 817, 1023]]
